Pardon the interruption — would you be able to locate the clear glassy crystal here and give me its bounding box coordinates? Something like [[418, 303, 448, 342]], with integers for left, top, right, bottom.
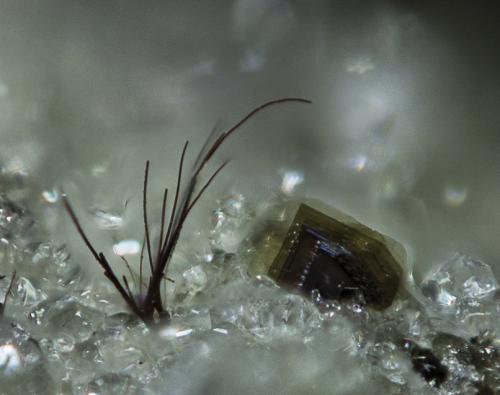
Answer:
[[421, 253, 498, 305], [209, 194, 253, 253]]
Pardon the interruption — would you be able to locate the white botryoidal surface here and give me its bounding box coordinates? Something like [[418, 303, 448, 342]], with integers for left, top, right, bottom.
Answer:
[[0, 175, 499, 394]]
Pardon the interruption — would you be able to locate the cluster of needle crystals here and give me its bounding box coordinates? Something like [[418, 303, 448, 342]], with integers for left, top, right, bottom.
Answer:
[[62, 98, 311, 326]]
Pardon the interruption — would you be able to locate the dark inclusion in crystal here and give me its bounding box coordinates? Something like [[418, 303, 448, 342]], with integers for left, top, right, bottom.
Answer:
[[403, 340, 448, 388], [268, 204, 403, 309]]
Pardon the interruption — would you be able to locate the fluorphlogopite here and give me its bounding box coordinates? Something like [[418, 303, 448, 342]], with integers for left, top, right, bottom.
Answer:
[[262, 203, 404, 309]]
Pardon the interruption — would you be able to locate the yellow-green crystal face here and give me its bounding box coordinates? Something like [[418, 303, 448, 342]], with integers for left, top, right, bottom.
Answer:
[[267, 204, 404, 309]]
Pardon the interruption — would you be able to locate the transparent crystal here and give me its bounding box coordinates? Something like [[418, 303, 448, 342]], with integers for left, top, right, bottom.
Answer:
[[0, 320, 55, 394], [421, 253, 498, 306], [192, 231, 215, 264], [28, 298, 52, 326], [176, 264, 208, 302], [32, 242, 70, 265], [14, 276, 47, 307], [149, 317, 370, 395], [365, 341, 411, 385], [98, 339, 152, 380], [461, 297, 500, 335], [212, 277, 323, 342], [218, 193, 247, 218], [161, 307, 213, 344], [76, 283, 127, 316], [420, 253, 500, 337], [174, 229, 215, 269], [103, 313, 149, 339], [84, 373, 137, 395], [39, 333, 76, 366], [64, 338, 103, 388], [30, 242, 81, 289], [43, 298, 105, 342], [209, 193, 253, 253]]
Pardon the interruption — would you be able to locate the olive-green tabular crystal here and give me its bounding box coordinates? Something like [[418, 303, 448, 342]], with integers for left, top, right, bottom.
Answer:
[[251, 202, 404, 309]]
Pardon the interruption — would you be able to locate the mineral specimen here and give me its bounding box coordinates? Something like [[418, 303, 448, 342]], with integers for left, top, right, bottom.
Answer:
[[402, 339, 448, 388], [256, 203, 404, 309]]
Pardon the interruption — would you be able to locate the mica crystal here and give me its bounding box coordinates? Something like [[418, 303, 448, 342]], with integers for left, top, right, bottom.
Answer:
[[266, 203, 404, 309]]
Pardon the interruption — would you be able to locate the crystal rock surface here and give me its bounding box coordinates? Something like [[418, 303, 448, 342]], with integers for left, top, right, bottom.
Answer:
[[1, 185, 500, 394]]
